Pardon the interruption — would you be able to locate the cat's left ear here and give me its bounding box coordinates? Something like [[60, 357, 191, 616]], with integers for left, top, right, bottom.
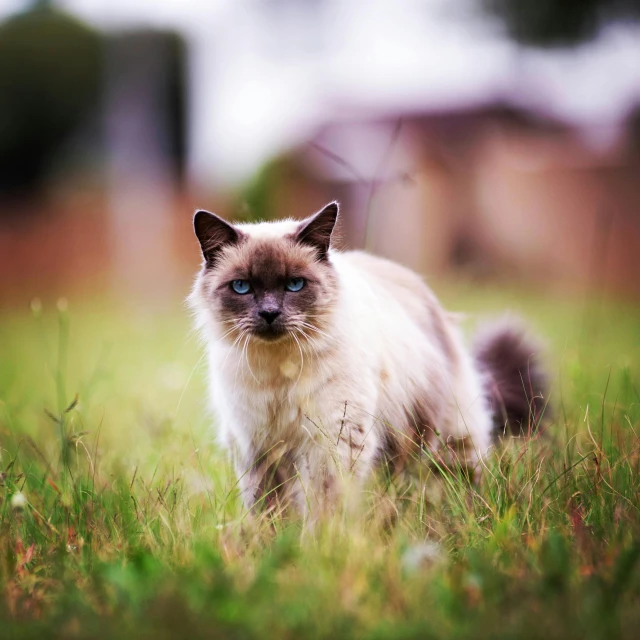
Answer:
[[295, 201, 339, 261]]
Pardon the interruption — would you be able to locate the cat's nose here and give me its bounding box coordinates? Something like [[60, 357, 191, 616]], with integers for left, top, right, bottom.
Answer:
[[259, 309, 281, 325]]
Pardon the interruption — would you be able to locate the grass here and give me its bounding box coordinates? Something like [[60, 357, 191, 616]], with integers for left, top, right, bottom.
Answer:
[[1, 283, 640, 639]]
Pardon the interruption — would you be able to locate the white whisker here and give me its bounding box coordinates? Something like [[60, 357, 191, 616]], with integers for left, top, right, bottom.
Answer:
[[289, 331, 305, 395], [296, 321, 336, 343], [224, 326, 247, 373], [242, 332, 260, 384]]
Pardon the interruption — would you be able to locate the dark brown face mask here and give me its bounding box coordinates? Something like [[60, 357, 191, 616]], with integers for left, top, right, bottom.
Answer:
[[193, 202, 339, 343]]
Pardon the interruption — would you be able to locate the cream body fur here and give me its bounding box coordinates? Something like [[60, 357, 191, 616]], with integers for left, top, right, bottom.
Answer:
[[189, 203, 512, 517]]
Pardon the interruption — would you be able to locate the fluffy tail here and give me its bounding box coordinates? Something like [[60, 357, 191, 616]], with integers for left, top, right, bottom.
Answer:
[[473, 319, 550, 437]]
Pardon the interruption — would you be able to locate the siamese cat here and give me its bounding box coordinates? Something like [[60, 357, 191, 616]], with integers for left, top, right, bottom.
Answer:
[[190, 202, 547, 518]]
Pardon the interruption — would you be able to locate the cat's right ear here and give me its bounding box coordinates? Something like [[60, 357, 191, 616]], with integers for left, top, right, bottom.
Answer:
[[193, 210, 241, 268]]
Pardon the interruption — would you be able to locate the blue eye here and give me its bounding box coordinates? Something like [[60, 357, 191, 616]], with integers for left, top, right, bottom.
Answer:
[[231, 279, 251, 294], [286, 277, 305, 292]]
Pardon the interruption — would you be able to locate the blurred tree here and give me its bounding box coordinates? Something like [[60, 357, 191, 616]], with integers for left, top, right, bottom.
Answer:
[[482, 0, 640, 46], [0, 3, 101, 198]]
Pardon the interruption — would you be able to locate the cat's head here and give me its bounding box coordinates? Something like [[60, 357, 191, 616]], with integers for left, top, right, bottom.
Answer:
[[191, 202, 340, 346]]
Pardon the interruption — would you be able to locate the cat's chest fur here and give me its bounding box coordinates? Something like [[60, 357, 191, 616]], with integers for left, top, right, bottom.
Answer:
[[210, 343, 337, 449]]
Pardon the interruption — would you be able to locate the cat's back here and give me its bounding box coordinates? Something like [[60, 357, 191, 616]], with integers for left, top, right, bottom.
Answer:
[[330, 249, 456, 363], [332, 250, 442, 318], [336, 250, 423, 286]]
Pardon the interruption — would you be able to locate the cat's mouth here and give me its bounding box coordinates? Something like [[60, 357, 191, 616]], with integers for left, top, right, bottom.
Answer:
[[252, 324, 288, 342]]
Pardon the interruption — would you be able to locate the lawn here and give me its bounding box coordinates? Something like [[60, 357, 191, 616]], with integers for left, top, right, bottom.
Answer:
[[1, 283, 639, 639]]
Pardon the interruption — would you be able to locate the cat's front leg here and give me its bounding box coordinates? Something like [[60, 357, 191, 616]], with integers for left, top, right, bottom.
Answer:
[[228, 441, 263, 513], [232, 439, 305, 515], [297, 401, 382, 522]]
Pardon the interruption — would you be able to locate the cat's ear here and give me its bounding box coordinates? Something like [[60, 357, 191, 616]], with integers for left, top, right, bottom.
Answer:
[[294, 201, 339, 260], [193, 210, 241, 267]]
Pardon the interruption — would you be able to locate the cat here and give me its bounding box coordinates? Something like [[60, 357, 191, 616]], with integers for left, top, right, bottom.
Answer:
[[189, 201, 548, 519]]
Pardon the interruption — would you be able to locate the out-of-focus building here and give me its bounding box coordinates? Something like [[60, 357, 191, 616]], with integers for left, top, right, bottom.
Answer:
[[267, 105, 640, 296], [1, 0, 639, 303]]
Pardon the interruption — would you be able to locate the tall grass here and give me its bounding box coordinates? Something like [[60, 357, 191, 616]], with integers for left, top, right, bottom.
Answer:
[[0, 285, 639, 639]]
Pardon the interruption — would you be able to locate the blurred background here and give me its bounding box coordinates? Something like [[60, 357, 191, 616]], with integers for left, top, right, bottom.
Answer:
[[1, 0, 640, 307]]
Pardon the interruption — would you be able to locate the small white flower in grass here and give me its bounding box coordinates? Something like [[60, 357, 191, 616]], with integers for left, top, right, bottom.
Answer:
[[11, 492, 27, 511], [56, 297, 68, 313], [159, 362, 187, 391], [30, 297, 42, 316], [401, 541, 444, 574]]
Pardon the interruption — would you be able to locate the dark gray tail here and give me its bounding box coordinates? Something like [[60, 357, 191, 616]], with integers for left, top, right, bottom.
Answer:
[[473, 320, 550, 437]]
